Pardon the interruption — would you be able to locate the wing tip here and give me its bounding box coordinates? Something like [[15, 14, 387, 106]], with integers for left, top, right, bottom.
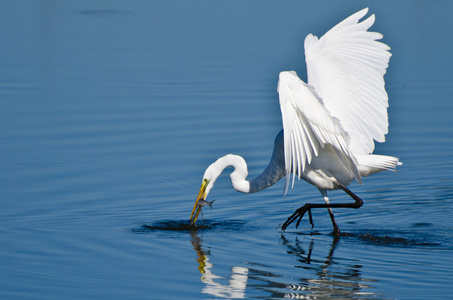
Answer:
[[359, 7, 369, 16], [343, 7, 370, 25], [283, 174, 290, 196]]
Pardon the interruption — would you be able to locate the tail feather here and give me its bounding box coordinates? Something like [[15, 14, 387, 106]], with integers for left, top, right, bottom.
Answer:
[[357, 154, 402, 177]]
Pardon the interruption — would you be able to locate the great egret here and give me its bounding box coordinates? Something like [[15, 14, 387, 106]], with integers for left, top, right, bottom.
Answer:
[[189, 8, 401, 235]]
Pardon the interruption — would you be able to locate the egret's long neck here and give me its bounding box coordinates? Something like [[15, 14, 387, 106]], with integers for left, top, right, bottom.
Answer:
[[208, 131, 286, 194], [206, 154, 250, 193], [248, 150, 285, 193], [248, 131, 286, 193]]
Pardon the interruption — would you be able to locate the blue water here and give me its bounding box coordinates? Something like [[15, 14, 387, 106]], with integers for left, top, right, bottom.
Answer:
[[1, 1, 453, 299]]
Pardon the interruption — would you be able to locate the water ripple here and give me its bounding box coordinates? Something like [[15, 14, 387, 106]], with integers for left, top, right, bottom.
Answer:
[[131, 219, 254, 234]]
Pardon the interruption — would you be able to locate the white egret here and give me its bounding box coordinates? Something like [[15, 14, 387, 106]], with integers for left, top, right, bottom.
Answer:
[[189, 8, 402, 235]]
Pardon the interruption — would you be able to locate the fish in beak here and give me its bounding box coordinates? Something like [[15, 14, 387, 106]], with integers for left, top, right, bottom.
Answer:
[[189, 179, 210, 225]]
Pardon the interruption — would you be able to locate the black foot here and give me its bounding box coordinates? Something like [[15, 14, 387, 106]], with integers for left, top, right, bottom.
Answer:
[[281, 182, 363, 232], [281, 204, 314, 231]]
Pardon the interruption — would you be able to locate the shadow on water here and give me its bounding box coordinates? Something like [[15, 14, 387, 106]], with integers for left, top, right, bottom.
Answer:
[[338, 222, 451, 249], [131, 219, 254, 234], [283, 228, 444, 249], [341, 230, 441, 248], [280, 221, 449, 249], [133, 220, 444, 248]]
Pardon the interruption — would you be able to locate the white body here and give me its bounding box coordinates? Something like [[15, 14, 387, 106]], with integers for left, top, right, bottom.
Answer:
[[202, 8, 400, 197], [191, 8, 401, 230]]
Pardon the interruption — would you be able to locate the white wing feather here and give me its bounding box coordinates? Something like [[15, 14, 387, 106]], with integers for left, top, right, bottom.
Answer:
[[278, 8, 390, 194], [305, 7, 392, 155], [278, 71, 360, 195]]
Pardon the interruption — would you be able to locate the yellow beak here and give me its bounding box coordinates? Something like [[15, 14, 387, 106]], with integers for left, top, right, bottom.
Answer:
[[189, 179, 210, 225]]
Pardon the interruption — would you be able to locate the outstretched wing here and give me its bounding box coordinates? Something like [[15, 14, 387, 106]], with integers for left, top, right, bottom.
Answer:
[[278, 71, 360, 195], [304, 8, 392, 155]]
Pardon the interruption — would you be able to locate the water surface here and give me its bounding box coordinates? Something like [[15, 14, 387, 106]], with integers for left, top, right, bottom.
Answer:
[[1, 1, 453, 299]]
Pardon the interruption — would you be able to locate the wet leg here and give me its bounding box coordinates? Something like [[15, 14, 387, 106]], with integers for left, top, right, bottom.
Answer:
[[319, 189, 341, 236]]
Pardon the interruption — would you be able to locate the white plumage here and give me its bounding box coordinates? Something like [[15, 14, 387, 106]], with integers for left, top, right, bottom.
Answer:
[[190, 8, 401, 235], [279, 8, 395, 195]]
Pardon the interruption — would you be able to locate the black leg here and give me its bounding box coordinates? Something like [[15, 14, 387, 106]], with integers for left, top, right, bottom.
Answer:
[[281, 181, 363, 231], [320, 189, 341, 236], [327, 208, 341, 236]]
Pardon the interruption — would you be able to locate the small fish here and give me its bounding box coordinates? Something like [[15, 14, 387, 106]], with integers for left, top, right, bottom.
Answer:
[[198, 199, 215, 209]]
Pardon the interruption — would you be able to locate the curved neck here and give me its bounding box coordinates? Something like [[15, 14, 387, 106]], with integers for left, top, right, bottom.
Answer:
[[206, 154, 250, 193], [206, 132, 286, 194], [248, 131, 286, 193]]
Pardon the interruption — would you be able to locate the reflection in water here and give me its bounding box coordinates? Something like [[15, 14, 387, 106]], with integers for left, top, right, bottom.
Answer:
[[278, 235, 375, 299], [190, 231, 248, 298], [190, 231, 380, 299]]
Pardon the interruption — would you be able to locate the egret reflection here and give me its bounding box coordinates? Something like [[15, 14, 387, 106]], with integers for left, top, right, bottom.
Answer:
[[190, 231, 380, 299], [280, 235, 376, 298], [190, 230, 248, 298]]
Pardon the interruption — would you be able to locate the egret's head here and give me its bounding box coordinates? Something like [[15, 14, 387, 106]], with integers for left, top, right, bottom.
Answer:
[[189, 154, 246, 225]]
